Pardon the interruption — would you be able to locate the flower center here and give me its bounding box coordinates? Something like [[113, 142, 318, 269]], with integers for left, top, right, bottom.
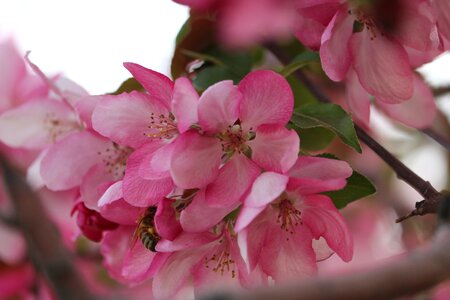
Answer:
[[44, 112, 78, 143], [97, 143, 133, 179], [217, 124, 254, 158], [204, 238, 236, 278], [145, 112, 178, 140], [277, 199, 303, 240]]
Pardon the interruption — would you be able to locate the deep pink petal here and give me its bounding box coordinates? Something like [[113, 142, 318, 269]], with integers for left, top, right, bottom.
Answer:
[[248, 125, 300, 173], [350, 30, 413, 102], [92, 91, 168, 148], [376, 75, 437, 129], [80, 164, 115, 210], [345, 69, 371, 128], [0, 222, 26, 264], [123, 62, 174, 109], [41, 131, 110, 191], [320, 5, 353, 81], [433, 0, 450, 42], [181, 189, 240, 233], [301, 194, 353, 262], [172, 77, 199, 133], [288, 156, 352, 181], [0, 98, 78, 149], [206, 153, 260, 207], [155, 198, 182, 240], [170, 131, 222, 189], [139, 141, 175, 180], [123, 143, 174, 207], [198, 80, 241, 134], [239, 70, 294, 129]]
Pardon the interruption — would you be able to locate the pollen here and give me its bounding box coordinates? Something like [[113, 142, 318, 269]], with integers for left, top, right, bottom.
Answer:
[[277, 199, 303, 240], [44, 112, 77, 143], [217, 124, 254, 158], [204, 239, 236, 278], [144, 112, 178, 140], [97, 143, 133, 179]]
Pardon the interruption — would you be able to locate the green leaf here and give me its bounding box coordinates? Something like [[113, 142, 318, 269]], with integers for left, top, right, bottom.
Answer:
[[279, 51, 320, 77], [295, 127, 335, 152], [192, 65, 242, 91], [324, 171, 376, 209], [110, 77, 143, 95], [291, 103, 362, 153]]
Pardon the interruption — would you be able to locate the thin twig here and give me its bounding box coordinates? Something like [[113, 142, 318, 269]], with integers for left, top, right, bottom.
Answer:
[[421, 128, 450, 153], [266, 43, 444, 221], [0, 156, 97, 300]]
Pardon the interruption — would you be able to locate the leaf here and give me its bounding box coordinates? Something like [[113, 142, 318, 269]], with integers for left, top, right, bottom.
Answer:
[[192, 65, 243, 91], [110, 77, 143, 95], [295, 127, 335, 152], [324, 171, 376, 209], [279, 51, 320, 77], [291, 103, 362, 153]]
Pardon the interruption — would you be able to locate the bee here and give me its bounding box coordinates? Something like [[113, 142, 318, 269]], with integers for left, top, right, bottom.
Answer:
[[133, 206, 161, 252]]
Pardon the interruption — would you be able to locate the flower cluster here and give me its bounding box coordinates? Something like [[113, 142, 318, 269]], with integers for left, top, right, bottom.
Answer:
[[175, 0, 449, 129], [0, 38, 354, 298]]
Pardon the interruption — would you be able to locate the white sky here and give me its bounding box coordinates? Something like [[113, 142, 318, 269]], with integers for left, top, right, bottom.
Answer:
[[0, 0, 189, 94]]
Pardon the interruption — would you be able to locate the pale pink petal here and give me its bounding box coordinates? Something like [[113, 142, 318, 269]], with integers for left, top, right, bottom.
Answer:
[[350, 30, 413, 102], [320, 5, 353, 81], [172, 77, 199, 133], [345, 69, 371, 128], [234, 205, 267, 233], [122, 242, 156, 283], [301, 194, 353, 262], [0, 222, 26, 264], [153, 249, 205, 300], [156, 231, 218, 252], [98, 181, 143, 226], [376, 75, 437, 129], [139, 141, 176, 180], [433, 0, 450, 42], [248, 125, 300, 173], [92, 91, 168, 148], [287, 156, 352, 194], [239, 70, 294, 129], [0, 39, 26, 110], [122, 143, 174, 207], [206, 153, 260, 207], [170, 131, 222, 189], [80, 164, 115, 210], [259, 221, 317, 282], [123, 62, 174, 109], [243, 210, 271, 270], [40, 131, 110, 191], [0, 98, 78, 149], [73, 95, 101, 128], [155, 198, 182, 240], [181, 189, 240, 232], [100, 226, 134, 283], [198, 80, 241, 134], [245, 172, 289, 208]]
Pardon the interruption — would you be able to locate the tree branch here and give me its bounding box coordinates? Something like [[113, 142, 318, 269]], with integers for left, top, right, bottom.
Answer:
[[266, 43, 444, 221], [0, 156, 96, 300]]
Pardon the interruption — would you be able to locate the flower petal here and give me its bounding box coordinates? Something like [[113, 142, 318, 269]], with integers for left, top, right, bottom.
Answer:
[[172, 77, 199, 133], [345, 69, 371, 128], [155, 198, 182, 240], [320, 5, 353, 81], [245, 172, 288, 208], [170, 131, 222, 189], [206, 153, 260, 207], [139, 141, 176, 180], [198, 80, 241, 134], [248, 125, 300, 173], [40, 131, 109, 191], [376, 74, 437, 129], [123, 143, 174, 207], [92, 91, 168, 148], [239, 70, 294, 129], [123, 62, 174, 109], [350, 29, 413, 102], [156, 231, 218, 252], [121, 241, 156, 283]]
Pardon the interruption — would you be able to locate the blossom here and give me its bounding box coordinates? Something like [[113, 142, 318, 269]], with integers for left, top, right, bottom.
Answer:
[[235, 156, 353, 281]]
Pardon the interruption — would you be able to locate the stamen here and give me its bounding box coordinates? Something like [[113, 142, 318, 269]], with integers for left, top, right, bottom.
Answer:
[[144, 112, 178, 140], [97, 143, 133, 179], [204, 239, 236, 278], [277, 200, 303, 241]]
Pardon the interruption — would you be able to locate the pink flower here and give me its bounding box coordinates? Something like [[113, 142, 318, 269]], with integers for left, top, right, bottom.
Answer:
[[318, 0, 440, 103], [153, 225, 249, 299], [169, 70, 298, 200], [235, 156, 353, 282]]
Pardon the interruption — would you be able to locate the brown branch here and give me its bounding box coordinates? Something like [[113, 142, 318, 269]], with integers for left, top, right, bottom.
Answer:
[[0, 156, 97, 300], [201, 197, 450, 300], [266, 43, 444, 221], [421, 128, 450, 153]]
